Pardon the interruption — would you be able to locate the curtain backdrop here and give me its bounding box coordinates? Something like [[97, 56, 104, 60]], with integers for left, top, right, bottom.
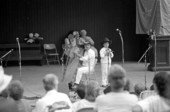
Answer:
[[159, 0, 170, 35], [136, 0, 160, 34]]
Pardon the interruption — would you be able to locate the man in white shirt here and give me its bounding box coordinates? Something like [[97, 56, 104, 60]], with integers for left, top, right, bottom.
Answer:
[[100, 38, 114, 87], [95, 64, 138, 112], [33, 74, 72, 112], [74, 39, 96, 86], [132, 71, 170, 112]]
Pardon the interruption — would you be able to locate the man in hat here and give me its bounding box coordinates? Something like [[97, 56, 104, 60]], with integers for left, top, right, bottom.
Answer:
[[0, 66, 19, 112], [79, 29, 98, 63], [73, 38, 96, 87], [100, 38, 114, 87]]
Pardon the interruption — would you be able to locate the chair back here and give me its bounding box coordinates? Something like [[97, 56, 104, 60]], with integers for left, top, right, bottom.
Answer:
[[44, 44, 56, 50], [77, 108, 95, 112], [139, 90, 157, 100]]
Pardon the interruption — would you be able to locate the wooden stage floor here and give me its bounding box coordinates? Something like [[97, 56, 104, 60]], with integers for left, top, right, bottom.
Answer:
[[4, 62, 155, 97]]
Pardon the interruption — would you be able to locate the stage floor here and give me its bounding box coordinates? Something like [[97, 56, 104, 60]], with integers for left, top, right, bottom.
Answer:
[[4, 62, 155, 97]]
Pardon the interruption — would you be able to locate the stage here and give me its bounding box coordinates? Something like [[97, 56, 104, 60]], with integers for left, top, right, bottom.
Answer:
[[3, 62, 155, 98]]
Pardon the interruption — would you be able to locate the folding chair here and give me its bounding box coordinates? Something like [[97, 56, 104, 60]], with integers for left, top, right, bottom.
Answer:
[[43, 44, 60, 65], [84, 59, 97, 83]]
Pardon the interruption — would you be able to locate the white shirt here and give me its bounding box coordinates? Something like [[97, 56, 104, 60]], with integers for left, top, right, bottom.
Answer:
[[72, 99, 95, 112], [100, 47, 113, 64], [95, 91, 138, 112], [33, 89, 72, 112], [137, 95, 170, 112], [80, 48, 95, 69]]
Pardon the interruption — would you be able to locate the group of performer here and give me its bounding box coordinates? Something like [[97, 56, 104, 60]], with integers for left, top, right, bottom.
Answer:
[[61, 29, 114, 91]]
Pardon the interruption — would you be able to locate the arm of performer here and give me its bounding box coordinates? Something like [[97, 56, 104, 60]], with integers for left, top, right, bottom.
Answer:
[[100, 48, 106, 58], [108, 48, 114, 58], [100, 48, 114, 58], [80, 50, 94, 61]]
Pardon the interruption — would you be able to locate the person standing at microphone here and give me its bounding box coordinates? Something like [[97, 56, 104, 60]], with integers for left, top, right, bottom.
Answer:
[[100, 38, 114, 87]]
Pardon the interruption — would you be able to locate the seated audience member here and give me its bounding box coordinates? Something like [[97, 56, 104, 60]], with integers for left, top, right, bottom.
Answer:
[[33, 73, 72, 112], [103, 79, 131, 94], [95, 64, 138, 112], [8, 80, 31, 112], [134, 83, 145, 99], [132, 71, 170, 112], [0, 66, 19, 112], [69, 83, 86, 103], [72, 81, 100, 112], [75, 83, 86, 100]]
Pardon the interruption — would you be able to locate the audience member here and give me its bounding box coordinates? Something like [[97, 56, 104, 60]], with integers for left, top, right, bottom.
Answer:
[[103, 79, 131, 94], [132, 71, 170, 112], [33, 73, 72, 112], [76, 83, 86, 100], [8, 80, 31, 112], [0, 66, 19, 112], [134, 83, 145, 99], [69, 82, 86, 103], [72, 81, 100, 112], [95, 64, 138, 112]]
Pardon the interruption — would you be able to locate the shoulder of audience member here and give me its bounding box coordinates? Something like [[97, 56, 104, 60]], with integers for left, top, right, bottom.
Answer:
[[95, 94, 107, 101]]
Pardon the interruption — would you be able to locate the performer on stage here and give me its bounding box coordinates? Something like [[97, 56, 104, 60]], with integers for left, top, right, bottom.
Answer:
[[79, 29, 98, 63], [100, 38, 114, 87], [61, 32, 84, 90], [73, 39, 96, 88]]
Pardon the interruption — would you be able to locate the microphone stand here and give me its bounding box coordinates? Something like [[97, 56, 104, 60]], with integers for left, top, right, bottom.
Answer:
[[118, 30, 124, 66], [17, 38, 22, 81], [153, 32, 157, 74], [138, 45, 152, 89], [0, 49, 13, 66]]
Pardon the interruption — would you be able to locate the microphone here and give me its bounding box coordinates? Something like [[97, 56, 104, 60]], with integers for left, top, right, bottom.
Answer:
[[10, 49, 14, 53], [16, 37, 19, 42], [116, 28, 121, 32]]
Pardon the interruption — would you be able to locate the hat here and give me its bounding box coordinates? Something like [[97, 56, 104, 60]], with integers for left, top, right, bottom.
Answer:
[[102, 37, 112, 45], [0, 66, 12, 93], [84, 36, 94, 46]]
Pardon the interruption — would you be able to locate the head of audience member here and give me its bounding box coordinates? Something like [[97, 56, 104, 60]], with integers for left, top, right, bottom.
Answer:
[[85, 81, 100, 102], [80, 29, 87, 37], [153, 71, 170, 99], [134, 83, 145, 97], [124, 79, 131, 92], [42, 73, 59, 92], [0, 66, 12, 95], [108, 64, 127, 92], [8, 80, 24, 101], [76, 83, 86, 99]]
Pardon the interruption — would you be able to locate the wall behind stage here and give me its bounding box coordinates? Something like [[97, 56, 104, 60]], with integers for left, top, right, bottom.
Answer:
[[0, 0, 148, 61]]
